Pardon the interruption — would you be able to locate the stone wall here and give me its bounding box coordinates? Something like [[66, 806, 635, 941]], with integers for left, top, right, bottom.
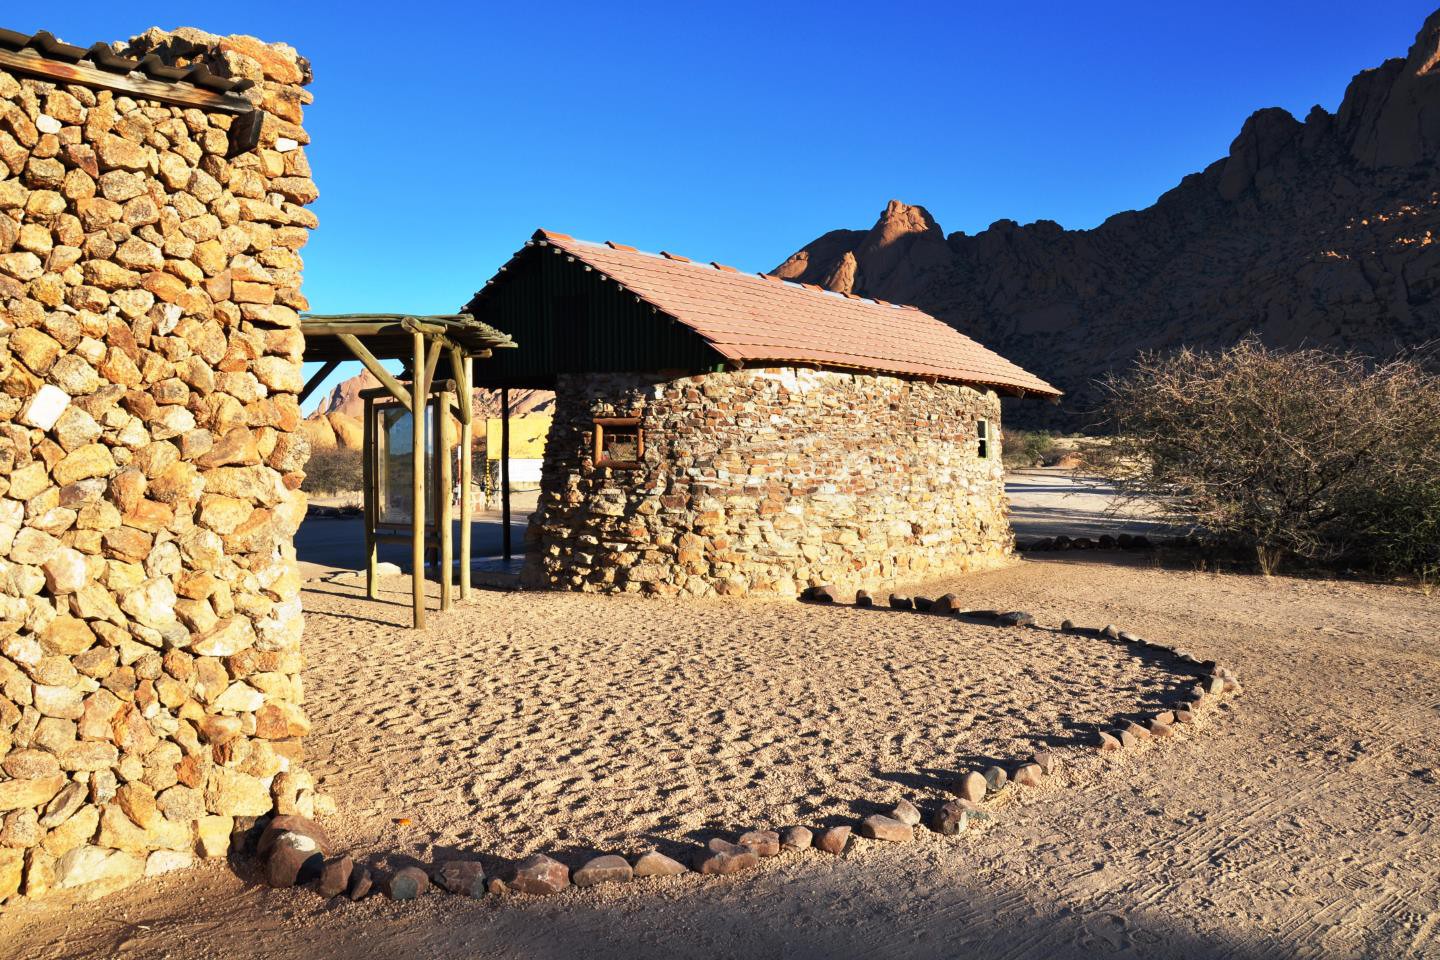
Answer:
[[0, 28, 318, 901], [522, 368, 1010, 596]]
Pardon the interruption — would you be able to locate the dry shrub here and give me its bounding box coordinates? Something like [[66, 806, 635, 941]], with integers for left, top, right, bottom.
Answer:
[[1098, 339, 1440, 577], [301, 447, 363, 497]]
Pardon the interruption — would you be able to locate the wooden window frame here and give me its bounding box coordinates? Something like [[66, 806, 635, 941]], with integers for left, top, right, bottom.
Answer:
[[977, 418, 991, 460], [593, 417, 644, 469]]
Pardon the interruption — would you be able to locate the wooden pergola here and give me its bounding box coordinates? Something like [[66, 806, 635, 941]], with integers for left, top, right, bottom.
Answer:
[[299, 314, 516, 628]]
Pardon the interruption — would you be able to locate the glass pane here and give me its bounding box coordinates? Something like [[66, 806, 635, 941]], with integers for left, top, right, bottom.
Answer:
[[605, 428, 640, 463], [376, 404, 437, 525]]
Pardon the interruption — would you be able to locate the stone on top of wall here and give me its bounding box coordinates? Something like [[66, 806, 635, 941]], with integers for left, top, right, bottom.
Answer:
[[0, 26, 317, 903]]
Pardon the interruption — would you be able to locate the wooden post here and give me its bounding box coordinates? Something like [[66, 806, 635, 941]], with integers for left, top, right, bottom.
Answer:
[[363, 395, 377, 600], [501, 386, 512, 562], [411, 329, 426, 629], [438, 390, 453, 612], [459, 357, 473, 601]]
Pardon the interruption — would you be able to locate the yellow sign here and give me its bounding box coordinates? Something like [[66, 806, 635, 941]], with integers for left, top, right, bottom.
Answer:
[[485, 414, 551, 460]]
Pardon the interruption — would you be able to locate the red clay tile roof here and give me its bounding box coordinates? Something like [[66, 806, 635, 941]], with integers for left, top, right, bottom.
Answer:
[[503, 230, 1061, 397]]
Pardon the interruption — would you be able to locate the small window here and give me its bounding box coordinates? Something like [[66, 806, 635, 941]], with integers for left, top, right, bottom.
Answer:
[[977, 419, 991, 459], [593, 417, 644, 468]]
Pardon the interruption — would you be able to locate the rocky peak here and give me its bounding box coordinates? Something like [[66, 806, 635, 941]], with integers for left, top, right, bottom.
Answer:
[[1337, 8, 1440, 167], [769, 7, 1440, 429], [867, 199, 943, 246], [1218, 107, 1305, 201], [774, 199, 952, 303]]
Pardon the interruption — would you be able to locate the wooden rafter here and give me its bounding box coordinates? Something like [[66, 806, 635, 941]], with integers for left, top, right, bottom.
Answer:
[[298, 360, 339, 406]]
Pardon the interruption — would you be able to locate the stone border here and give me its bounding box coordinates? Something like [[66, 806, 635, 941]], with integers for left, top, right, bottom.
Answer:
[[1016, 532, 1156, 552], [241, 588, 1240, 902]]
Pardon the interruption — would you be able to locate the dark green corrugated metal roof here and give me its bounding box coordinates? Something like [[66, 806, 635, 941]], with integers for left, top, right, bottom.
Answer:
[[462, 241, 723, 388]]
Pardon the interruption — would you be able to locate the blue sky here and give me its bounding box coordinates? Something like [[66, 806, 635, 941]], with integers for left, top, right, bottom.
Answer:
[[19, 1, 1438, 407]]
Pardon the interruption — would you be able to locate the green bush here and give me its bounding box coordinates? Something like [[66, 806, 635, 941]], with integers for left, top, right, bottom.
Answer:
[[1002, 430, 1060, 468], [1098, 339, 1440, 577], [301, 447, 363, 497]]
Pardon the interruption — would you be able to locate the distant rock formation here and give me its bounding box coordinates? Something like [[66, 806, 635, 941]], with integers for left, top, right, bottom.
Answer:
[[773, 9, 1440, 427], [302, 370, 554, 451]]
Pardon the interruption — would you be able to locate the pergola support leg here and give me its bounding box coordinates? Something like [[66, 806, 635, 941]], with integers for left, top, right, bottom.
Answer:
[[438, 390, 453, 612], [411, 329, 426, 629], [501, 386, 512, 563], [459, 356, 473, 601], [363, 395, 377, 600]]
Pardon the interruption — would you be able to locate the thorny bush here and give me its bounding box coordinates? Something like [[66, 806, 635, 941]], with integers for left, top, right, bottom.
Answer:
[[1098, 339, 1440, 578], [300, 446, 363, 497]]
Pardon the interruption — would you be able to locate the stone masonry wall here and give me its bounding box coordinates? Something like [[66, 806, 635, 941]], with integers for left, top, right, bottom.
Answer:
[[522, 368, 1010, 597], [0, 28, 318, 901]]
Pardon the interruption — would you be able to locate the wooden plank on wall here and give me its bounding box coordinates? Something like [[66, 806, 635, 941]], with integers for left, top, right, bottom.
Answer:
[[0, 49, 255, 114]]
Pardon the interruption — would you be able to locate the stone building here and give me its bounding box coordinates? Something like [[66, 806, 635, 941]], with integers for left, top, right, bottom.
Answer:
[[0, 27, 317, 900], [465, 230, 1060, 597]]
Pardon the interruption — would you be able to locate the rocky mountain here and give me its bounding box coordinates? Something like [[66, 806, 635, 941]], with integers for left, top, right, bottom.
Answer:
[[773, 9, 1440, 428], [302, 370, 553, 451]]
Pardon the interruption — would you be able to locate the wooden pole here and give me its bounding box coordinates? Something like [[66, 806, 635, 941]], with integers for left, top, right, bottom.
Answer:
[[438, 390, 453, 612], [337, 333, 412, 411], [459, 357, 473, 601], [424, 339, 443, 394], [501, 386, 512, 562], [363, 395, 377, 600], [411, 329, 426, 629]]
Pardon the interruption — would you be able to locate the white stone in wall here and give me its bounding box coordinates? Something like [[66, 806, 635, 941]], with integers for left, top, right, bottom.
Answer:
[[19, 385, 71, 431]]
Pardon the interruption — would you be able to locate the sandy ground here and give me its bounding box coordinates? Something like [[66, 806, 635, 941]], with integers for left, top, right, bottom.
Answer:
[[293, 584, 1183, 868], [5, 552, 1434, 955]]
